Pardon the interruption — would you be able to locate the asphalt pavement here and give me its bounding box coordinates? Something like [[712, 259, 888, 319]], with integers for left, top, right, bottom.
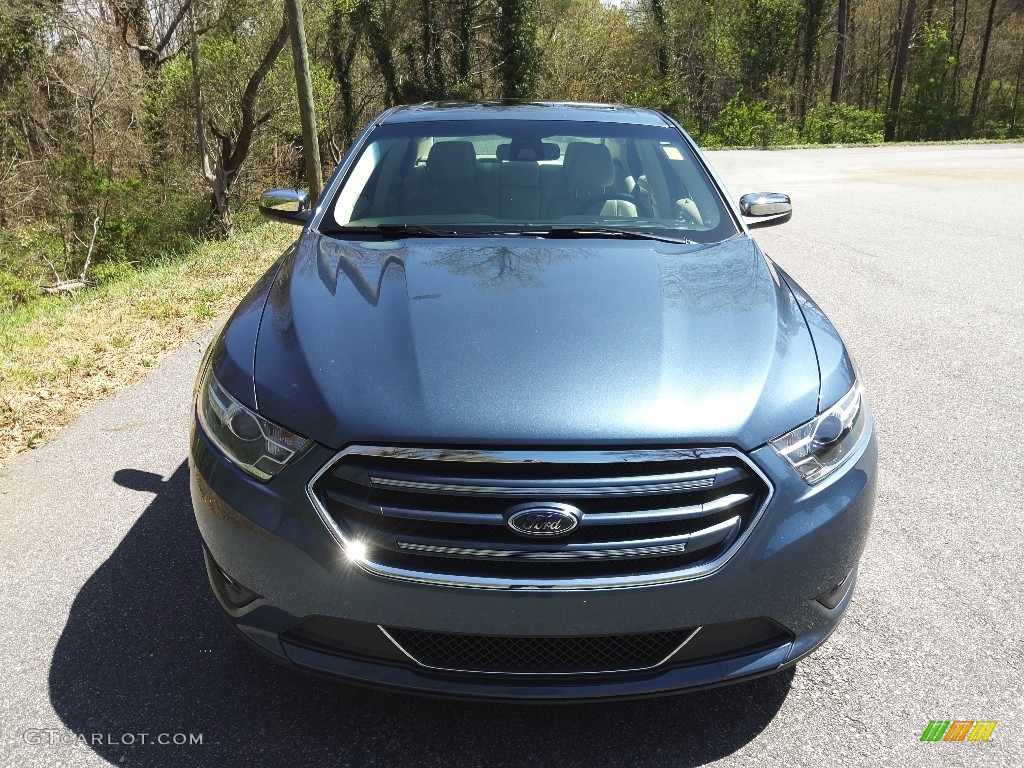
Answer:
[[1, 143, 1022, 767]]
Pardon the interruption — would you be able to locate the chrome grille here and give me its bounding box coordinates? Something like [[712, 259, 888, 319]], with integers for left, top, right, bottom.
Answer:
[[309, 447, 771, 588]]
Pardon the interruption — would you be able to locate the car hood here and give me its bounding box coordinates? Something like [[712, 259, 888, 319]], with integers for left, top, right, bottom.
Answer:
[[252, 231, 820, 451]]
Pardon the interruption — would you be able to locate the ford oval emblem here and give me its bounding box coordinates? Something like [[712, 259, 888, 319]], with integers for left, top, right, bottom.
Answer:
[[506, 502, 581, 537]]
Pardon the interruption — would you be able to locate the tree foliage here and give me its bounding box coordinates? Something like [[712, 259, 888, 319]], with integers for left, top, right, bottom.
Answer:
[[495, 0, 539, 98], [2, 0, 1024, 308]]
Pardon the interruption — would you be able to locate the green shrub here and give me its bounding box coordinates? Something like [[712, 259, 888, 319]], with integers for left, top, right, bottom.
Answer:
[[90, 260, 138, 285], [703, 96, 799, 148], [897, 22, 967, 140], [0, 269, 36, 311], [0, 221, 64, 282], [803, 104, 884, 144], [46, 154, 212, 269], [978, 79, 1024, 139], [0, 160, 212, 302]]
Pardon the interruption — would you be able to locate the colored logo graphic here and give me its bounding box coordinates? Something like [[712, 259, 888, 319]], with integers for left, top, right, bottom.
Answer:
[[920, 720, 997, 742]]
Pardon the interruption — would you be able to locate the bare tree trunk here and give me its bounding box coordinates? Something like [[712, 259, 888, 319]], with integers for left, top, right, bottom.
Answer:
[[354, 0, 402, 105], [831, 0, 850, 103], [952, 0, 969, 106], [968, 0, 999, 135], [111, 0, 157, 68], [190, 7, 289, 236], [1012, 45, 1024, 136], [328, 6, 360, 148], [420, 0, 445, 97], [649, 0, 669, 79], [874, 10, 886, 111], [885, 0, 918, 141], [799, 0, 829, 123], [189, 5, 230, 235], [457, 0, 474, 82], [220, 20, 289, 180], [113, 0, 193, 70]]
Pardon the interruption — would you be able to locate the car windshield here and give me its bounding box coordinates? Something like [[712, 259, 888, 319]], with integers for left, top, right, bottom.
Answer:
[[325, 119, 739, 243]]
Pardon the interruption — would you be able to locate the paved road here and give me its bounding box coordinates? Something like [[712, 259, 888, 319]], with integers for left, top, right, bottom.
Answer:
[[1, 144, 1022, 768]]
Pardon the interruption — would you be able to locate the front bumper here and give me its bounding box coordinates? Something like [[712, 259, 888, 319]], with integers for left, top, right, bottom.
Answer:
[[189, 419, 876, 701]]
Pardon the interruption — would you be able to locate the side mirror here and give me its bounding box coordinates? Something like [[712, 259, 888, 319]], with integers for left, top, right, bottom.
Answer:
[[739, 192, 792, 229], [260, 188, 311, 225]]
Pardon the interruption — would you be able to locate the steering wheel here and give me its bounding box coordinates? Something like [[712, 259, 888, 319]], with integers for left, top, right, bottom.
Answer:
[[574, 193, 653, 218]]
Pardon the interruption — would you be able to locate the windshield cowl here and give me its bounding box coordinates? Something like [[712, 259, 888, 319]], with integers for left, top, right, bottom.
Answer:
[[323, 223, 698, 245]]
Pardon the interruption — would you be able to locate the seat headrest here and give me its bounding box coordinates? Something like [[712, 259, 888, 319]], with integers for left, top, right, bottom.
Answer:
[[500, 160, 540, 187], [563, 142, 614, 189], [426, 141, 477, 186]]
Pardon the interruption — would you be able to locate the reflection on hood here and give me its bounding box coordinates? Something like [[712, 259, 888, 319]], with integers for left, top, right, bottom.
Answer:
[[254, 232, 819, 451]]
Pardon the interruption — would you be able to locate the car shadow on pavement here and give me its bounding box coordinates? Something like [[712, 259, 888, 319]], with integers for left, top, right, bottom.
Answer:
[[49, 461, 794, 768]]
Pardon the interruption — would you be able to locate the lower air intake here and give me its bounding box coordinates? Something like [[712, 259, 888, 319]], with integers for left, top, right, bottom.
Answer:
[[384, 627, 694, 674]]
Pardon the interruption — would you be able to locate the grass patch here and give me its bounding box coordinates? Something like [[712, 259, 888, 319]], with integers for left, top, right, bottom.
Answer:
[[0, 222, 297, 466]]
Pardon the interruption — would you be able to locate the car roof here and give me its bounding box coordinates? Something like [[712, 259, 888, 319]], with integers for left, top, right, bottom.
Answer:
[[380, 101, 672, 127]]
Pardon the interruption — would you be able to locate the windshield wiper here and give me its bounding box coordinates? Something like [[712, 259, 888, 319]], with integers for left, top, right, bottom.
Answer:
[[519, 226, 695, 244], [327, 224, 697, 244], [331, 224, 456, 238]]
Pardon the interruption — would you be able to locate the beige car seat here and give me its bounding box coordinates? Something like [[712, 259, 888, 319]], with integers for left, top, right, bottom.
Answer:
[[403, 141, 486, 216], [546, 142, 639, 219]]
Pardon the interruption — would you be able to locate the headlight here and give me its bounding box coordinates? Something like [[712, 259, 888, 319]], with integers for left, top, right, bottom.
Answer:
[[770, 382, 868, 484], [196, 367, 310, 480]]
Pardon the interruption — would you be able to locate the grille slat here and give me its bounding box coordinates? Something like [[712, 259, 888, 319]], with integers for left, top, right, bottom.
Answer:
[[366, 471, 727, 497], [312, 447, 770, 585], [324, 489, 754, 528], [581, 491, 753, 525], [394, 517, 740, 561], [324, 489, 508, 525]]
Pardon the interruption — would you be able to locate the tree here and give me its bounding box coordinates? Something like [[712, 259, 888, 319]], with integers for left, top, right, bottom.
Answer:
[[796, 0, 832, 121], [327, 1, 361, 150], [648, 0, 669, 80], [885, 0, 919, 141], [736, 0, 801, 99], [0, 3, 43, 95], [456, 0, 475, 83], [536, 0, 646, 103], [830, 0, 849, 103], [495, 0, 538, 99], [109, 0, 194, 71], [969, 0, 1000, 133], [189, 4, 289, 235], [353, 0, 402, 105], [420, 0, 445, 97], [899, 21, 961, 139]]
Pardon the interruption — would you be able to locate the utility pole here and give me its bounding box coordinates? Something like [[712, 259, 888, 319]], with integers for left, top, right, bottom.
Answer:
[[285, 0, 323, 200]]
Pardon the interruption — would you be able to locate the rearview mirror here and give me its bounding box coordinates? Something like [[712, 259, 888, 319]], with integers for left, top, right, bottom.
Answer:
[[739, 192, 792, 228], [260, 188, 311, 225], [496, 142, 560, 161]]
